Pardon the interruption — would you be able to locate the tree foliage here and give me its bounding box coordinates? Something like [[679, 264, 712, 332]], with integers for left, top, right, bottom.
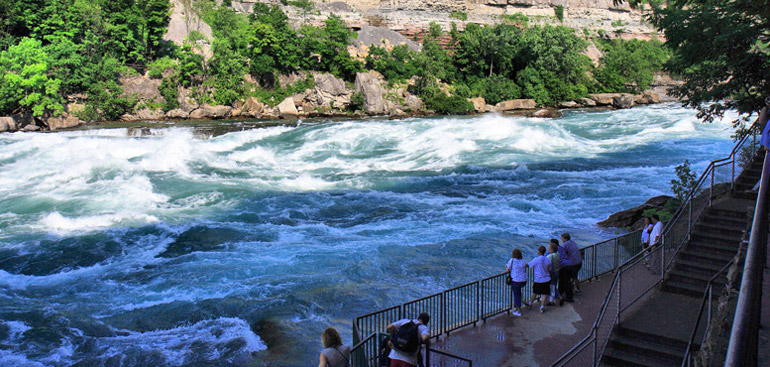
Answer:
[[593, 38, 669, 93]]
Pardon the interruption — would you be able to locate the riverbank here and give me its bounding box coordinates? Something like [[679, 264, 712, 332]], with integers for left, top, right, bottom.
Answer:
[[0, 70, 678, 133]]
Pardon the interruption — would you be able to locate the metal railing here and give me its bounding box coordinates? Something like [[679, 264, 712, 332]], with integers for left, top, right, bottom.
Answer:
[[680, 260, 735, 366], [725, 150, 770, 366], [352, 227, 643, 365], [552, 119, 764, 367]]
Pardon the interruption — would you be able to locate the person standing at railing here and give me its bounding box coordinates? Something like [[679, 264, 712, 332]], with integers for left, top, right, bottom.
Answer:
[[553, 238, 574, 303], [647, 214, 664, 271], [318, 327, 351, 367], [386, 312, 431, 367], [562, 233, 583, 294], [641, 216, 654, 265], [505, 248, 528, 317], [547, 242, 563, 306], [527, 245, 553, 313]]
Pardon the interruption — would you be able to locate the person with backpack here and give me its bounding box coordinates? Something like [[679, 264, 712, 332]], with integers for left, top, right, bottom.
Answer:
[[318, 327, 351, 367], [386, 312, 431, 367]]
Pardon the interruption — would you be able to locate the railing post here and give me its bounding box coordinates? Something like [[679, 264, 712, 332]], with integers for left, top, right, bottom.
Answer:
[[732, 157, 736, 190], [709, 167, 714, 206], [593, 327, 598, 366], [688, 198, 693, 240], [593, 245, 598, 279], [613, 239, 619, 270], [661, 236, 666, 281]]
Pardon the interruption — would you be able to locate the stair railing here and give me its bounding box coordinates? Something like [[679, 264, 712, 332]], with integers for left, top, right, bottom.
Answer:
[[680, 260, 734, 367], [552, 117, 764, 367], [725, 149, 770, 366]]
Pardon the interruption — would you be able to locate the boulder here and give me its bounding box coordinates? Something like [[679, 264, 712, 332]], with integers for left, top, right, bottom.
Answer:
[[277, 97, 299, 119], [166, 109, 190, 119], [120, 75, 163, 102], [613, 94, 635, 109], [389, 109, 409, 119], [243, 97, 264, 117], [578, 97, 597, 107], [485, 104, 495, 111], [354, 71, 386, 115], [468, 97, 486, 113], [405, 95, 423, 111], [136, 108, 165, 121], [531, 109, 563, 118], [589, 93, 621, 106], [47, 114, 83, 131], [314, 72, 347, 97], [559, 101, 580, 108], [495, 99, 537, 111], [355, 25, 422, 52], [636, 92, 661, 105], [598, 195, 675, 229], [22, 124, 41, 132], [190, 105, 232, 119], [0, 116, 15, 132], [120, 113, 139, 122], [278, 71, 307, 88]]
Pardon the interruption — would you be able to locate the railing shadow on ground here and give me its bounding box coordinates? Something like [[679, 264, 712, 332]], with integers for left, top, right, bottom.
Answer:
[[553, 119, 765, 367]]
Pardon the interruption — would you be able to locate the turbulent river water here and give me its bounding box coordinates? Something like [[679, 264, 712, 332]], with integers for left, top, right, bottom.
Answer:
[[0, 104, 739, 366]]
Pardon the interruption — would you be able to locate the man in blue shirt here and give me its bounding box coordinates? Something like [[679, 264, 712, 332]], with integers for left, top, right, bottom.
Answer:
[[562, 233, 583, 294]]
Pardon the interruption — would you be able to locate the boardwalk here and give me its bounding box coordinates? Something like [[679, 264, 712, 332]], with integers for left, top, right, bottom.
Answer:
[[429, 275, 612, 366]]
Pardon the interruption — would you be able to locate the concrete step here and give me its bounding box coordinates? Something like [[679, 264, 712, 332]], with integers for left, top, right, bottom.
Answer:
[[686, 241, 740, 256], [667, 269, 727, 287], [693, 222, 745, 237], [700, 212, 749, 226], [733, 191, 758, 200], [616, 325, 689, 350], [605, 334, 687, 366], [602, 348, 682, 367], [675, 259, 730, 276], [690, 232, 743, 246], [679, 249, 735, 265], [662, 279, 707, 297]]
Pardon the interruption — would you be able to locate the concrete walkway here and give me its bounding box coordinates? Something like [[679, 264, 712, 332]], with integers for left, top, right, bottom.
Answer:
[[428, 275, 612, 366]]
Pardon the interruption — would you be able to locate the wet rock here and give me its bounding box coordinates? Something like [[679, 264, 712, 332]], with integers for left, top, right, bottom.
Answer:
[[243, 97, 264, 117], [613, 94, 635, 109], [559, 101, 580, 108], [589, 93, 621, 106], [277, 97, 299, 119], [495, 99, 536, 111], [190, 105, 232, 119], [47, 114, 83, 131], [468, 97, 486, 112], [597, 195, 675, 229], [531, 109, 563, 118], [354, 71, 386, 114], [22, 124, 41, 132], [158, 226, 246, 258], [578, 97, 597, 107], [166, 109, 189, 119], [405, 95, 423, 111], [635, 92, 661, 105], [0, 117, 14, 132]]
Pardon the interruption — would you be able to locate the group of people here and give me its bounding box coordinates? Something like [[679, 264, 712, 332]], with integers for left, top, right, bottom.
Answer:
[[505, 233, 583, 315], [319, 225, 669, 367]]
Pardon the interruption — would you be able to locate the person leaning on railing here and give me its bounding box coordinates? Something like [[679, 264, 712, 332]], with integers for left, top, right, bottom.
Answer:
[[386, 313, 431, 367], [561, 233, 583, 294]]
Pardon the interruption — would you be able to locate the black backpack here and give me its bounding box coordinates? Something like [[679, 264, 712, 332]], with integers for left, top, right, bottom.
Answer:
[[391, 321, 420, 354]]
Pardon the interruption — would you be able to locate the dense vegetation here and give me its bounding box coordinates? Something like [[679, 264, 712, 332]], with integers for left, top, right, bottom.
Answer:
[[0, 0, 670, 121], [619, 0, 770, 126]]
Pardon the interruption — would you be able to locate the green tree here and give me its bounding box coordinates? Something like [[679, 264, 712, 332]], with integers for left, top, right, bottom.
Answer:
[[621, 0, 770, 123], [0, 37, 63, 116], [593, 38, 669, 93]]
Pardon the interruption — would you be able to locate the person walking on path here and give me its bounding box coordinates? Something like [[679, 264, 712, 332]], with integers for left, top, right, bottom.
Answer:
[[386, 312, 431, 367], [319, 327, 351, 367], [527, 245, 552, 313], [553, 238, 574, 303], [547, 242, 562, 306], [505, 249, 528, 317], [562, 233, 583, 294]]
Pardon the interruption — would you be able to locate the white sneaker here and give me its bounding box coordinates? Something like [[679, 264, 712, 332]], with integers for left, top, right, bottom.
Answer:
[[512, 310, 522, 317], [540, 306, 545, 313]]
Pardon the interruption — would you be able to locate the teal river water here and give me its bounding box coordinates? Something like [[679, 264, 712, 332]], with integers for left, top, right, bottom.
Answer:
[[0, 104, 739, 366]]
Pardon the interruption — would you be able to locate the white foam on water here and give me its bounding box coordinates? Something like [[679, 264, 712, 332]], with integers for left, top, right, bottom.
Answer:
[[3, 320, 32, 341], [0, 350, 47, 367], [96, 318, 266, 364]]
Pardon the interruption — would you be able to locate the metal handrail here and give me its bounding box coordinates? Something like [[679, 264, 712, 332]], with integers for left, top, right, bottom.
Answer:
[[553, 117, 765, 367], [725, 150, 770, 366], [680, 260, 734, 367]]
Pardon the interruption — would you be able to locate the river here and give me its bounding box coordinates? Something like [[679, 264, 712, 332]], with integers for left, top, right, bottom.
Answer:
[[0, 104, 738, 366]]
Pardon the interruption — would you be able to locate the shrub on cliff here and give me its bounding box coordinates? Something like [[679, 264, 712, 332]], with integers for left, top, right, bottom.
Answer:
[[592, 38, 670, 93]]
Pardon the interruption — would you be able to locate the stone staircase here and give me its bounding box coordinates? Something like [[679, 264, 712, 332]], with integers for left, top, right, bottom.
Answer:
[[599, 153, 763, 367]]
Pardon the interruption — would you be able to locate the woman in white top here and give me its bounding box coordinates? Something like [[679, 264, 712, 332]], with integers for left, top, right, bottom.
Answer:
[[641, 216, 653, 247], [505, 248, 528, 317]]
